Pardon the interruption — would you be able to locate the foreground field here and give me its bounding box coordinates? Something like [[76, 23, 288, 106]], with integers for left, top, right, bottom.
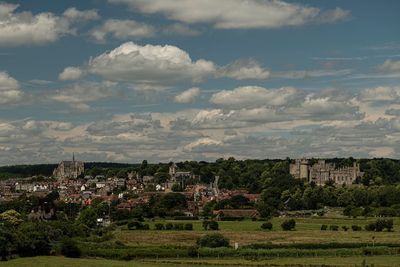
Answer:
[[3, 256, 400, 267], [114, 217, 400, 247]]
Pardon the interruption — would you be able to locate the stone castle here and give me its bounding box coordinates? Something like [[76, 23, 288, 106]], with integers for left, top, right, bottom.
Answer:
[[53, 153, 84, 180], [290, 159, 363, 185]]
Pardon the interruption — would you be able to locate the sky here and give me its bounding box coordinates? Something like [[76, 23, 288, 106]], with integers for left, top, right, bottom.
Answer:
[[0, 0, 400, 165]]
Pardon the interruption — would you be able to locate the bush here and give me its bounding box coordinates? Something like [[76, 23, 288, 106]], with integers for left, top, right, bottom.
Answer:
[[155, 223, 164, 230], [365, 219, 394, 232], [174, 223, 184, 230], [202, 220, 219, 230], [261, 222, 273, 230], [60, 238, 81, 258], [329, 225, 339, 231], [342, 226, 349, 232], [197, 233, 230, 248], [365, 223, 376, 232], [184, 223, 193, 230], [173, 216, 199, 220], [352, 225, 362, 231], [127, 221, 142, 230], [141, 224, 150, 230], [281, 219, 296, 231], [165, 223, 173, 230], [320, 225, 328, 231]]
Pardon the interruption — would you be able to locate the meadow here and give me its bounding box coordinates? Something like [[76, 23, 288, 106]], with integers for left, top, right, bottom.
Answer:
[[114, 217, 400, 247], [3, 256, 400, 267]]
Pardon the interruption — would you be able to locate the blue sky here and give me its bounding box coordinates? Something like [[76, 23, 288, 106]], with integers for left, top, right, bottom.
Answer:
[[0, 0, 400, 165]]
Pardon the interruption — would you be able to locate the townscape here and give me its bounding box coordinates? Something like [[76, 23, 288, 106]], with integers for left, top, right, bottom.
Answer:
[[1, 0, 399, 266]]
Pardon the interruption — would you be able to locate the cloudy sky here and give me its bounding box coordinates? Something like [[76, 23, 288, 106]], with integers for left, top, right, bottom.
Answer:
[[0, 0, 400, 165]]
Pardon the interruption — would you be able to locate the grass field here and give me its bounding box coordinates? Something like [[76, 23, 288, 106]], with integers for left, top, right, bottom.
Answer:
[[114, 217, 400, 247], [3, 256, 400, 267]]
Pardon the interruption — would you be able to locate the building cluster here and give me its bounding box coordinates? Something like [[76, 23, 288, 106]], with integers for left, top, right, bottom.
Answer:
[[290, 159, 364, 185], [0, 158, 261, 220]]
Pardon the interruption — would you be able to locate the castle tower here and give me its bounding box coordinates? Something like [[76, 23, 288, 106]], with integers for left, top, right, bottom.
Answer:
[[299, 159, 309, 180]]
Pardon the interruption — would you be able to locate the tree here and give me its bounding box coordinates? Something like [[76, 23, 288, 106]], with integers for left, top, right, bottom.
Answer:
[[77, 208, 97, 228], [196, 233, 229, 248], [0, 210, 23, 226], [61, 238, 81, 258], [171, 183, 183, 192], [281, 219, 296, 231]]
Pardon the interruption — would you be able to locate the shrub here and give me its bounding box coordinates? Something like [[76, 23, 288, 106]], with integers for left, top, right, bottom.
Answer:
[[202, 220, 219, 230], [155, 223, 164, 230], [187, 246, 199, 257], [365, 223, 376, 232], [184, 223, 193, 231], [352, 225, 362, 231], [320, 225, 328, 231], [342, 226, 349, 231], [329, 225, 339, 231], [174, 223, 184, 230], [127, 221, 142, 230], [197, 233, 230, 248], [60, 238, 81, 258], [141, 224, 150, 230], [281, 219, 296, 231], [261, 222, 273, 230], [165, 223, 173, 230]]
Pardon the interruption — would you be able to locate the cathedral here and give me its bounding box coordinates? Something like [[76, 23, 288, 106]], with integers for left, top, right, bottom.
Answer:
[[53, 153, 84, 180]]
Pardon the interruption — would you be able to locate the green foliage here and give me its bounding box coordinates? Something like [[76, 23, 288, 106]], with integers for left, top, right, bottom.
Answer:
[[196, 233, 230, 248], [260, 222, 273, 230], [321, 224, 328, 231], [0, 209, 23, 226], [202, 220, 219, 230], [281, 219, 296, 231], [329, 225, 339, 231], [61, 238, 81, 258], [77, 208, 97, 228]]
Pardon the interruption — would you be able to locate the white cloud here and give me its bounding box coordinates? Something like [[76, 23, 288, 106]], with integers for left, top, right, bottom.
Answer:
[[50, 81, 121, 111], [90, 19, 156, 42], [58, 67, 83, 81], [183, 137, 222, 152], [86, 42, 215, 86], [359, 86, 400, 102], [210, 86, 298, 109], [63, 7, 100, 21], [109, 0, 349, 29], [174, 87, 200, 103], [0, 3, 98, 46], [271, 69, 352, 79], [163, 23, 201, 36], [0, 71, 23, 104], [219, 59, 270, 80], [377, 60, 400, 73]]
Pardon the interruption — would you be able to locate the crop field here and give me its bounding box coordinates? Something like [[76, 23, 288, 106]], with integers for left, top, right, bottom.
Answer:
[[3, 256, 400, 267], [114, 217, 400, 247]]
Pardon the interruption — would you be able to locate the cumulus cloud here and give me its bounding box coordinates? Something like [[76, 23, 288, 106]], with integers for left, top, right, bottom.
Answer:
[[0, 3, 97, 46], [183, 137, 223, 152], [210, 86, 298, 109], [218, 59, 270, 80], [377, 60, 400, 73], [49, 81, 121, 111], [174, 87, 200, 103], [86, 42, 215, 86], [58, 67, 83, 81], [90, 19, 156, 42], [0, 71, 23, 104], [109, 0, 349, 29], [358, 86, 400, 102]]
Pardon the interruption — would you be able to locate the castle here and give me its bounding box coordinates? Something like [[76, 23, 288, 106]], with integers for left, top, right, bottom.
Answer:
[[53, 153, 84, 180], [290, 159, 363, 185]]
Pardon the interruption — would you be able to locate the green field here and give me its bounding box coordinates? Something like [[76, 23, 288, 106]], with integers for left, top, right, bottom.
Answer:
[[114, 217, 400, 247], [2, 256, 400, 267]]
